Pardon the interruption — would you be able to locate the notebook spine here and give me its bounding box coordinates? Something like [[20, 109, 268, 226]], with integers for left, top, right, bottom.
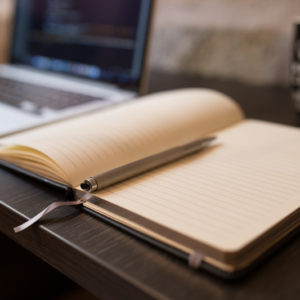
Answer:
[[0, 159, 73, 199]]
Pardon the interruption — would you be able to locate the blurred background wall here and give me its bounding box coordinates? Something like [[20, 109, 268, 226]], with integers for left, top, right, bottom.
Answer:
[[0, 0, 299, 86], [0, 0, 14, 62], [150, 0, 300, 86]]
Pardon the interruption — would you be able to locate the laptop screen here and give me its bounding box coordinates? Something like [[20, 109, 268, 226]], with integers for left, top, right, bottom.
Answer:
[[10, 0, 153, 86]]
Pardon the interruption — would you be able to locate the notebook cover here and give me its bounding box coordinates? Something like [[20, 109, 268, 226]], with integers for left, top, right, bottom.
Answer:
[[82, 204, 300, 280], [0, 159, 73, 199]]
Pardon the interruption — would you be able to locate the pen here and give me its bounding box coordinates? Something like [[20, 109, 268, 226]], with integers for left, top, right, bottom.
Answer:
[[80, 136, 216, 192]]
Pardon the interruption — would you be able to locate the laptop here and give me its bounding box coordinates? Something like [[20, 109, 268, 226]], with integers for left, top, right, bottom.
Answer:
[[0, 0, 154, 136]]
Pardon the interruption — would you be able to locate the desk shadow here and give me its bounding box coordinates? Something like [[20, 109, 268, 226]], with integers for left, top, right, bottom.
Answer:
[[0, 233, 97, 299]]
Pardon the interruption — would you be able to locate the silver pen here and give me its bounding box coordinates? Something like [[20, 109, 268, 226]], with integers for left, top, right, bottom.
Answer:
[[80, 136, 216, 192]]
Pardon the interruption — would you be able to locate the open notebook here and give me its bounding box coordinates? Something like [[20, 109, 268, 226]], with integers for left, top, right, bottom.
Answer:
[[0, 89, 300, 277]]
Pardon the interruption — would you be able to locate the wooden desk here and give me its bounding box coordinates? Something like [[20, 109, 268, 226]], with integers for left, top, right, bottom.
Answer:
[[1, 72, 300, 299]]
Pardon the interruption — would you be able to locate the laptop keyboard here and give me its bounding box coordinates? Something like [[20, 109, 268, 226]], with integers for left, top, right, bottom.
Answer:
[[0, 77, 103, 114]]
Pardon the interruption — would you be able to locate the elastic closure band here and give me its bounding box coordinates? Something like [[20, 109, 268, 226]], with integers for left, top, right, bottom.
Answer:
[[188, 251, 204, 269]]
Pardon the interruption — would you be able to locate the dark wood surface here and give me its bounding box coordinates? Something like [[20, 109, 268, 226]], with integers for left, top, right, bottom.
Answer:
[[1, 72, 300, 299]]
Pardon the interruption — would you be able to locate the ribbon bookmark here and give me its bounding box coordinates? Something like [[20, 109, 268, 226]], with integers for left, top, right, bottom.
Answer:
[[14, 194, 90, 233]]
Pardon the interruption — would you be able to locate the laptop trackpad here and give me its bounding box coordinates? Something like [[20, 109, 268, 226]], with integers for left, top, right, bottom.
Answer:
[[0, 102, 42, 135]]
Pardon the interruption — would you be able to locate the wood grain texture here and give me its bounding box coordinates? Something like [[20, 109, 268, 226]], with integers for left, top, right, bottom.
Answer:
[[0, 72, 300, 299]]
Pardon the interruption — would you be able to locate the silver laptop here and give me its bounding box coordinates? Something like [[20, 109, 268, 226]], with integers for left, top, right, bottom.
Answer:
[[0, 0, 154, 136]]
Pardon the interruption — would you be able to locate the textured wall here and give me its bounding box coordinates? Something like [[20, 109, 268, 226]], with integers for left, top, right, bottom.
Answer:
[[0, 0, 14, 63], [150, 0, 300, 86]]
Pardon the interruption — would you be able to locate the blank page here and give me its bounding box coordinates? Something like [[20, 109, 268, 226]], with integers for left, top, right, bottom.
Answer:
[[92, 120, 300, 252]]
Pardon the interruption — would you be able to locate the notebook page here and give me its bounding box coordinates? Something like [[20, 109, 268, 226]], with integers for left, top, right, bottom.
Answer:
[[0, 89, 243, 186], [92, 120, 300, 252]]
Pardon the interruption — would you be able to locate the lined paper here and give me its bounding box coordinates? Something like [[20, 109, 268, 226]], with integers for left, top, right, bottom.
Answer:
[[93, 120, 300, 252], [0, 89, 243, 185]]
